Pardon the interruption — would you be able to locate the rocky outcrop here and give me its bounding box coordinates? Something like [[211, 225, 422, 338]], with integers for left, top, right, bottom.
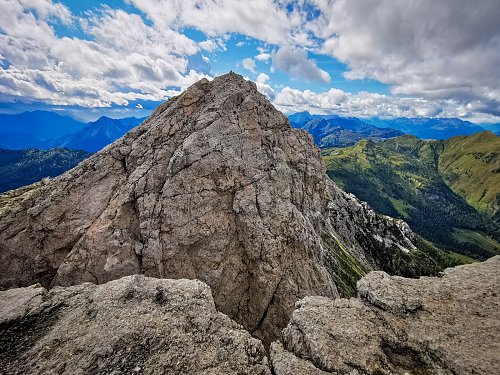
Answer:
[[271, 256, 500, 374], [2, 258, 498, 375], [0, 275, 270, 375], [0, 72, 435, 343]]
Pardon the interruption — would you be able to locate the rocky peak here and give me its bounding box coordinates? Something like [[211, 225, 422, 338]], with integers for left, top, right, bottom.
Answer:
[[0, 72, 436, 344]]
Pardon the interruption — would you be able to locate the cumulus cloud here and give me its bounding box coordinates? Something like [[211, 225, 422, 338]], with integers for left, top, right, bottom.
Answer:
[[198, 39, 218, 52], [273, 46, 330, 83], [242, 58, 256, 73], [19, 0, 72, 24], [310, 0, 500, 116], [255, 73, 274, 100], [1, 0, 499, 123], [127, 0, 304, 45], [255, 52, 272, 62], [0, 1, 208, 107], [256, 73, 270, 84], [198, 38, 226, 52]]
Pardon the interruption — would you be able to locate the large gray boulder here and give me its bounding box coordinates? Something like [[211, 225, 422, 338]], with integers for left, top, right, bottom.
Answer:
[[0, 275, 270, 375], [0, 72, 434, 343], [271, 255, 500, 374]]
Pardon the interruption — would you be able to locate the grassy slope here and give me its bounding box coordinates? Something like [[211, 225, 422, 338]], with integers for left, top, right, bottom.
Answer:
[[438, 131, 500, 220], [323, 132, 500, 260]]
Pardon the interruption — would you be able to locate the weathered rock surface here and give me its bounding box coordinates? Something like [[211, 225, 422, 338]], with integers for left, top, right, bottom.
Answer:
[[272, 255, 500, 374], [0, 72, 435, 343], [0, 275, 270, 375]]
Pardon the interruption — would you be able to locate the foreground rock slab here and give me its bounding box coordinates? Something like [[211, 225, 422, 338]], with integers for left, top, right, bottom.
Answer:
[[0, 275, 270, 375], [271, 256, 500, 375]]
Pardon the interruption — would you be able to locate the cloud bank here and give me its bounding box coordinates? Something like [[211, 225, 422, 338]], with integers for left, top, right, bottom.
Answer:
[[0, 0, 499, 123], [310, 0, 500, 117]]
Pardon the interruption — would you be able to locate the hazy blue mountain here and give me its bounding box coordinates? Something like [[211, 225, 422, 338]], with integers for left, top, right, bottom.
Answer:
[[365, 117, 486, 139], [288, 111, 337, 127], [0, 111, 146, 152], [61, 116, 146, 152], [0, 148, 92, 193], [289, 112, 403, 147], [0, 111, 86, 149], [480, 123, 500, 135]]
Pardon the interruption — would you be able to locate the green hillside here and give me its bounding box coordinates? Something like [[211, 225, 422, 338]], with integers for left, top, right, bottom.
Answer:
[[438, 131, 500, 222], [323, 132, 500, 260]]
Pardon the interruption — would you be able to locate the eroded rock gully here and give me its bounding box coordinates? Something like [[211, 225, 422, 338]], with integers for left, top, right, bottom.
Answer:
[[0, 73, 437, 344]]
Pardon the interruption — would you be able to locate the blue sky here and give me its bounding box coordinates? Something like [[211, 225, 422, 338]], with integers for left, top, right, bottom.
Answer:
[[0, 0, 499, 123]]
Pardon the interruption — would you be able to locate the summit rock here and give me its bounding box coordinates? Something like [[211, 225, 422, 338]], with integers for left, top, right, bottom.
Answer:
[[0, 72, 436, 343]]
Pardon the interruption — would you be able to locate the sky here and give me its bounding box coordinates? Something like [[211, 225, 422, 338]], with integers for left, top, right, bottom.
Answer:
[[0, 0, 499, 123]]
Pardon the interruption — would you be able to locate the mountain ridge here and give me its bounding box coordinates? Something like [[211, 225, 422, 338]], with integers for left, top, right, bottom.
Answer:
[[289, 111, 489, 140], [289, 112, 403, 147]]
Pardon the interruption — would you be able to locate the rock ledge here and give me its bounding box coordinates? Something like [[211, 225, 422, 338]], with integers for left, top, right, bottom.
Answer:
[[272, 256, 500, 375]]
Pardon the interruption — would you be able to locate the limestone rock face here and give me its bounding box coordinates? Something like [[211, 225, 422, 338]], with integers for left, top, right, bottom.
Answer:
[[0, 275, 270, 375], [272, 256, 500, 375], [0, 72, 428, 342]]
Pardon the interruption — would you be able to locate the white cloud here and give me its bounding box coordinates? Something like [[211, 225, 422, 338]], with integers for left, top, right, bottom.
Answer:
[[255, 52, 271, 62], [272, 85, 494, 123], [198, 39, 218, 52], [135, 103, 143, 109], [127, 0, 301, 45], [256, 82, 275, 100], [1, 0, 499, 123], [273, 46, 330, 83], [242, 57, 256, 73], [18, 0, 72, 24], [0, 1, 209, 107], [310, 0, 500, 116], [255, 72, 274, 99], [198, 38, 226, 52], [256, 73, 270, 84]]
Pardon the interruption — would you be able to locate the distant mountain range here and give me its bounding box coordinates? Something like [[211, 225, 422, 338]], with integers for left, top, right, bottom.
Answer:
[[289, 112, 402, 147], [0, 111, 145, 152], [1, 110, 494, 154], [0, 111, 85, 149], [0, 148, 92, 193], [289, 111, 492, 142], [323, 131, 500, 260], [365, 117, 486, 139]]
